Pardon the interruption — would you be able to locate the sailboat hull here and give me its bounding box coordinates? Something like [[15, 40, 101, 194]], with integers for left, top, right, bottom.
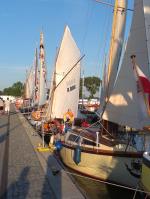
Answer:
[[140, 152, 150, 196], [60, 144, 142, 188]]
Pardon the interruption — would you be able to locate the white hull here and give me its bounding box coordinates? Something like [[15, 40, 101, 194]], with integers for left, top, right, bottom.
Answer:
[[60, 145, 141, 188]]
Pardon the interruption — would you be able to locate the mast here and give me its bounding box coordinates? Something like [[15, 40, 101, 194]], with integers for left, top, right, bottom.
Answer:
[[39, 32, 47, 106], [100, 0, 127, 117], [82, 68, 85, 107], [24, 69, 28, 99], [34, 47, 39, 105], [106, 0, 118, 91]]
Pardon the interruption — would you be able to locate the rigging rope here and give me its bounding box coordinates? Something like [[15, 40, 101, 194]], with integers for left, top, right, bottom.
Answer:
[[38, 146, 150, 197]]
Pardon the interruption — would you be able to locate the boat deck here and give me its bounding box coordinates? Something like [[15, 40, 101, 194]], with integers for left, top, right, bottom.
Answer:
[[73, 128, 125, 147]]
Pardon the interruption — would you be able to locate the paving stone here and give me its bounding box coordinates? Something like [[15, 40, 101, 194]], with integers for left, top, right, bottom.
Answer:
[[0, 106, 56, 199]]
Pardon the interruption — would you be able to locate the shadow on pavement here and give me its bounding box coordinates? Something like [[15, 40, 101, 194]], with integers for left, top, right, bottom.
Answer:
[[1, 167, 30, 199], [42, 155, 61, 199]]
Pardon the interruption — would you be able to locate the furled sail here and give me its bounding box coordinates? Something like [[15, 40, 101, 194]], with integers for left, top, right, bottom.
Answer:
[[104, 0, 127, 100], [46, 26, 81, 120], [102, 0, 150, 129], [33, 48, 39, 105], [38, 32, 47, 106]]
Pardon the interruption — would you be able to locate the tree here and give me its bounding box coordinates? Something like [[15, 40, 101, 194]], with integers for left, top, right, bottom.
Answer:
[[84, 76, 101, 99], [3, 81, 24, 96]]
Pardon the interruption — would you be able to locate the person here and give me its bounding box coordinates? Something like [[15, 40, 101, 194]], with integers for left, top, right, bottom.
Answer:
[[63, 109, 74, 133], [4, 97, 10, 114]]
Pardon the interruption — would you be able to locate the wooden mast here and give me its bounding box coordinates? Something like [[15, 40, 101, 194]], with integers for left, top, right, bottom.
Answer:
[[100, 0, 119, 119]]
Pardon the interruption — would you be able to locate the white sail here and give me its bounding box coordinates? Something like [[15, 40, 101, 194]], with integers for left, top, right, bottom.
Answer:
[[102, 0, 150, 129], [46, 26, 81, 120], [45, 70, 55, 119], [25, 66, 34, 99], [39, 32, 47, 106]]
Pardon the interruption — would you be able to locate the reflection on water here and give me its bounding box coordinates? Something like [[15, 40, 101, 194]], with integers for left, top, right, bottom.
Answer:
[[73, 175, 143, 199]]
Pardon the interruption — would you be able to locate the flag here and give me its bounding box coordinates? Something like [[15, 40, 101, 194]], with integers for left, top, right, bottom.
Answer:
[[136, 66, 150, 93], [133, 63, 150, 116]]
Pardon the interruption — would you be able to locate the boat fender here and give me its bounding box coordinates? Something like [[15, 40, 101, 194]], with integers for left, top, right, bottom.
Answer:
[[55, 140, 63, 151], [73, 145, 81, 165]]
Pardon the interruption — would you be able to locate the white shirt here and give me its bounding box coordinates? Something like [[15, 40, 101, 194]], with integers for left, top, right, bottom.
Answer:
[[5, 100, 10, 108]]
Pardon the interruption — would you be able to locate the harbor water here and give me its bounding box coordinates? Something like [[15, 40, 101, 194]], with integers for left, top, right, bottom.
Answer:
[[73, 175, 143, 199]]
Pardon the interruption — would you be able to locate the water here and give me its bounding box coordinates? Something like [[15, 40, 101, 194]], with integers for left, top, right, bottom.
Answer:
[[72, 175, 143, 199]]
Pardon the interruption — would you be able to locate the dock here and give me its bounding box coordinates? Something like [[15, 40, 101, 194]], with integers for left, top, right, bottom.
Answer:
[[0, 105, 85, 199]]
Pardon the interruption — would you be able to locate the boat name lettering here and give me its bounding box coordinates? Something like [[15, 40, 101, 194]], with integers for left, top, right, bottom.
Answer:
[[67, 85, 76, 92]]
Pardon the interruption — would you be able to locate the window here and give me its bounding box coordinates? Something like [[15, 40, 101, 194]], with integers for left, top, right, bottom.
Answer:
[[68, 134, 80, 143], [82, 138, 96, 146]]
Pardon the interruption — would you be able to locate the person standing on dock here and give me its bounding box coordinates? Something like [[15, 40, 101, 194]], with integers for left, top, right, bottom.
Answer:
[[63, 109, 74, 133], [4, 97, 10, 115]]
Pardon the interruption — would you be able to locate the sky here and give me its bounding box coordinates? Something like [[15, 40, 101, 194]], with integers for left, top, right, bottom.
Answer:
[[0, 0, 134, 90]]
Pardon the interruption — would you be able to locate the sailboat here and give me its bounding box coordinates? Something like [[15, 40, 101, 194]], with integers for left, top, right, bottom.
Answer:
[[59, 0, 150, 188], [38, 32, 47, 107], [22, 66, 35, 112], [43, 25, 82, 134], [31, 32, 47, 122]]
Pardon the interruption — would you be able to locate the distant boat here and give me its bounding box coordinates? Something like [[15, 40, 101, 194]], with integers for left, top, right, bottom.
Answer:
[[20, 46, 39, 114], [78, 99, 100, 113], [31, 32, 47, 121], [59, 0, 150, 188], [21, 65, 35, 112]]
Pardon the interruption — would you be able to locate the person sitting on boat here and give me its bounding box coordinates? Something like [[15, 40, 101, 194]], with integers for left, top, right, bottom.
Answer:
[[31, 110, 41, 121], [63, 109, 74, 133]]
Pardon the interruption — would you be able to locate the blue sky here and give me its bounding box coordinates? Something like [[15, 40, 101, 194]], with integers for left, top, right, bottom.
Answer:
[[0, 0, 133, 90]]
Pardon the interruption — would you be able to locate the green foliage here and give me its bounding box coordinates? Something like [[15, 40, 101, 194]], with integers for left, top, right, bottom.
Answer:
[[84, 76, 101, 99], [3, 81, 24, 96]]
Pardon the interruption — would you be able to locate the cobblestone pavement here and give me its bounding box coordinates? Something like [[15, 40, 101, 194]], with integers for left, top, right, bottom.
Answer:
[[0, 106, 56, 199]]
